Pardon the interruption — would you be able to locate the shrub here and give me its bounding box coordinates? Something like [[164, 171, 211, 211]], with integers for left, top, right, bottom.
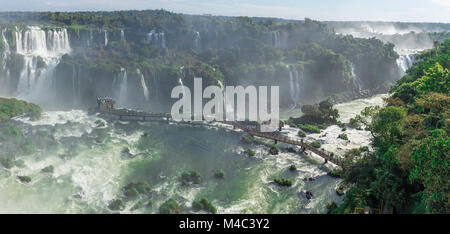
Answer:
[[298, 130, 306, 137], [17, 176, 31, 183], [338, 133, 348, 140], [181, 170, 202, 185], [159, 198, 179, 214], [297, 124, 320, 133], [192, 198, 217, 214], [214, 169, 225, 179], [41, 165, 54, 173], [244, 149, 255, 156], [123, 182, 151, 198], [241, 135, 254, 144], [108, 199, 125, 211], [269, 144, 279, 155], [289, 165, 297, 171], [274, 178, 293, 187], [0, 156, 14, 169], [311, 141, 321, 148]]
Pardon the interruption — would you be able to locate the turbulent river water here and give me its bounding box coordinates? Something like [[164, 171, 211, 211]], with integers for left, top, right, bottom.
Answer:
[[0, 95, 385, 214]]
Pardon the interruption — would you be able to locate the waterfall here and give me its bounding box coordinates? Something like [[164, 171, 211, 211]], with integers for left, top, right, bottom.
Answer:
[[104, 30, 108, 47], [14, 26, 71, 101], [350, 62, 363, 90], [120, 30, 125, 41], [1, 29, 10, 70], [137, 68, 149, 101], [1, 29, 11, 91], [114, 68, 128, 107], [269, 31, 281, 48], [287, 65, 301, 107], [396, 54, 416, 77], [194, 31, 201, 52], [147, 30, 155, 43], [147, 30, 166, 48], [1, 29, 10, 59]]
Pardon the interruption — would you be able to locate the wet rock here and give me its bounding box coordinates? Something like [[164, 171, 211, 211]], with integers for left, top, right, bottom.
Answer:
[[108, 199, 125, 211], [41, 165, 54, 173], [17, 176, 32, 183], [121, 147, 135, 158], [305, 191, 313, 200]]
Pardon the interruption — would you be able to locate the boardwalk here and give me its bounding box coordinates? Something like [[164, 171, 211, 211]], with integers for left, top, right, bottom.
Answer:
[[97, 104, 343, 167]]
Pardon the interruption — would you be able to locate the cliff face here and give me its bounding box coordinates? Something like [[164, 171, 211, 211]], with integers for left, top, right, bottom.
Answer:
[[0, 12, 401, 110]]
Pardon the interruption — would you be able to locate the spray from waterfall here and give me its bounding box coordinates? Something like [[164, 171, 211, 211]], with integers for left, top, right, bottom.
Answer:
[[137, 68, 149, 101], [14, 26, 71, 103], [0, 29, 11, 91], [350, 62, 363, 91], [287, 65, 301, 108], [147, 30, 166, 48], [396, 54, 415, 77], [194, 31, 201, 52], [114, 67, 128, 107], [270, 31, 281, 48], [104, 30, 108, 47], [120, 30, 125, 41]]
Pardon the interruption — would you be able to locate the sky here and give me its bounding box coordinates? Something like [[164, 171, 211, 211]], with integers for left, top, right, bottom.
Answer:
[[0, 0, 449, 23]]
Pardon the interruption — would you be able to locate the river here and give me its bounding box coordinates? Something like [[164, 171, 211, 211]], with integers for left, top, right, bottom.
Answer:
[[0, 95, 385, 214]]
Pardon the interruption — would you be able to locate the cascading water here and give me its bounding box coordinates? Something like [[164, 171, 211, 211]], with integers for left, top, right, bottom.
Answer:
[[1, 28, 11, 62], [396, 54, 416, 77], [147, 30, 166, 49], [350, 62, 363, 90], [14, 26, 71, 102], [194, 31, 201, 52], [287, 65, 301, 108], [114, 68, 128, 107], [0, 29, 11, 92], [269, 31, 281, 48], [137, 68, 149, 101], [120, 30, 125, 41], [104, 30, 108, 47]]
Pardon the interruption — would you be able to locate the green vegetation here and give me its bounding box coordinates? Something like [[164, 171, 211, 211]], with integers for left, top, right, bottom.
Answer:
[[269, 144, 280, 155], [297, 124, 321, 134], [297, 130, 306, 137], [1, 11, 400, 107], [274, 178, 293, 187], [289, 165, 297, 171], [332, 39, 450, 214], [0, 98, 42, 122], [181, 170, 202, 185], [338, 133, 348, 140], [122, 182, 151, 198], [214, 169, 225, 179], [159, 198, 179, 214], [310, 141, 321, 148], [17, 176, 31, 183], [293, 100, 340, 126], [108, 199, 125, 211], [0, 156, 14, 169], [244, 148, 256, 157], [241, 135, 254, 144], [41, 165, 54, 173], [192, 198, 217, 214]]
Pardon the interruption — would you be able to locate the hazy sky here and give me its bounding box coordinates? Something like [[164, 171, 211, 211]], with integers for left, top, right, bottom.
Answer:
[[0, 0, 449, 23]]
